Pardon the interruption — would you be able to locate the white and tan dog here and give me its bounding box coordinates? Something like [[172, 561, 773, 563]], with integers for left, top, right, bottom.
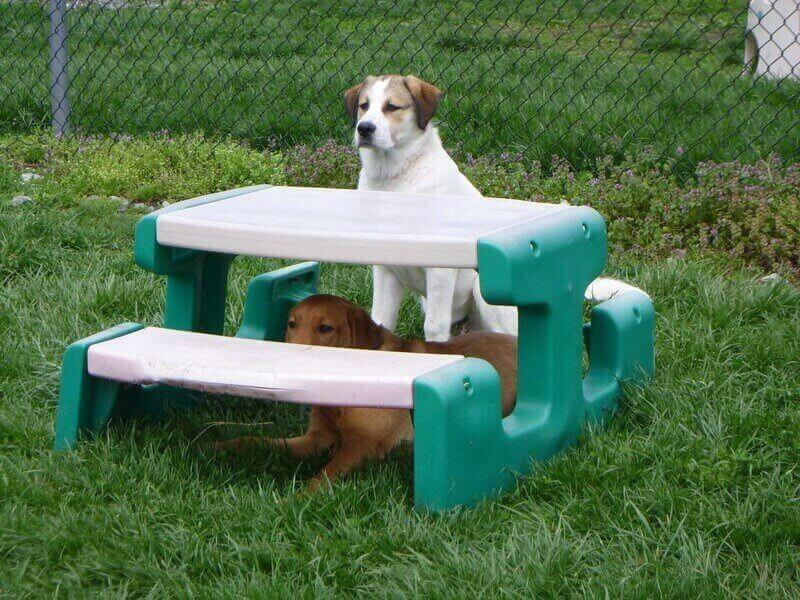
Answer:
[[344, 74, 640, 341]]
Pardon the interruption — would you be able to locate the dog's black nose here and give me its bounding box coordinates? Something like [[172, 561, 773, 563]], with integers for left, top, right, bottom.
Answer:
[[357, 121, 376, 136]]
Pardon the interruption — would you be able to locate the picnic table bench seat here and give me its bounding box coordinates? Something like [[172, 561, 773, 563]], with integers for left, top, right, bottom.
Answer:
[[85, 325, 463, 409]]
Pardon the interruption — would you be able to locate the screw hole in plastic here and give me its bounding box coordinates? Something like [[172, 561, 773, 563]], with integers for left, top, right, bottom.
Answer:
[[463, 377, 474, 396], [632, 307, 641, 323], [529, 241, 540, 257], [581, 222, 591, 239]]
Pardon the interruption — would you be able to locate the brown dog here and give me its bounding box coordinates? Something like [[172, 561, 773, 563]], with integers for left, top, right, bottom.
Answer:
[[217, 294, 517, 489]]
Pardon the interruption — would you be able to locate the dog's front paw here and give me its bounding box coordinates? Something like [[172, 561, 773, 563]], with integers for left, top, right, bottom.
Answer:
[[305, 474, 335, 494]]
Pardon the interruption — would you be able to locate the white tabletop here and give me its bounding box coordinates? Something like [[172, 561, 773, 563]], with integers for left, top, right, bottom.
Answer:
[[88, 327, 463, 408], [156, 186, 569, 267]]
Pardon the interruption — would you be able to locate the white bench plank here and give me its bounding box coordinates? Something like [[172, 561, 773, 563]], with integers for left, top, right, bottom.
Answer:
[[156, 186, 568, 268], [86, 327, 463, 408]]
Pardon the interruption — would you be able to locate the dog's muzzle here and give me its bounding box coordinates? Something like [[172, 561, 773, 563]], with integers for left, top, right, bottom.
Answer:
[[357, 121, 377, 146], [357, 121, 376, 137]]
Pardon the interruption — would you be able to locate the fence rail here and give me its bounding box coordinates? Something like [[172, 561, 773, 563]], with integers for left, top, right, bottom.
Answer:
[[1, 0, 799, 171]]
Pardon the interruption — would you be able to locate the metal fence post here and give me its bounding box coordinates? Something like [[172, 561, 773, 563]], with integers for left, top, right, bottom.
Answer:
[[48, 0, 71, 137]]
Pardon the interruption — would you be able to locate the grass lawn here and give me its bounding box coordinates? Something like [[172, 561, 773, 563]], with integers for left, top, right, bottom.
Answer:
[[2, 0, 800, 172], [1, 135, 799, 596]]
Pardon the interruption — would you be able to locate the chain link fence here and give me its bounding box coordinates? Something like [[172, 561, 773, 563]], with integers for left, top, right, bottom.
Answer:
[[1, 0, 799, 172]]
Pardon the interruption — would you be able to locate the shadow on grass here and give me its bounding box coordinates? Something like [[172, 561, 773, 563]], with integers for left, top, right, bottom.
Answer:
[[104, 395, 416, 503]]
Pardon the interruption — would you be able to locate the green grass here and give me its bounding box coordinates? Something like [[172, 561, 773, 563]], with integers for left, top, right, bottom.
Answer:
[[1, 0, 799, 173], [2, 136, 800, 596]]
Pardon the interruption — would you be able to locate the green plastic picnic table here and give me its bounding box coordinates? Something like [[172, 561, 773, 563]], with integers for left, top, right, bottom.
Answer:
[[54, 185, 654, 511]]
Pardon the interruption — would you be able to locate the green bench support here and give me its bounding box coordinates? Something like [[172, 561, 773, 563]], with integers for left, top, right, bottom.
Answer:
[[413, 207, 654, 511], [54, 322, 143, 451], [236, 262, 320, 341]]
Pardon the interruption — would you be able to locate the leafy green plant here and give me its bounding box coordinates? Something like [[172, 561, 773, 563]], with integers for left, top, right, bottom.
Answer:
[[0, 131, 285, 202], [54, 133, 286, 202]]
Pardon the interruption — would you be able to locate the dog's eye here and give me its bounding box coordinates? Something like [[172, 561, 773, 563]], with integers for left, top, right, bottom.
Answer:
[[359, 102, 369, 110], [287, 320, 297, 329], [385, 103, 401, 112], [317, 324, 334, 334]]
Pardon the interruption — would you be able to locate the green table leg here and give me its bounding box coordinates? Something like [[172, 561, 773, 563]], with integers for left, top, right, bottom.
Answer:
[[160, 250, 235, 333], [134, 186, 271, 333], [413, 207, 655, 511]]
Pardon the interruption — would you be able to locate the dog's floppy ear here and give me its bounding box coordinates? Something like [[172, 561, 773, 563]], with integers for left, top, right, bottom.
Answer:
[[403, 75, 442, 130], [343, 82, 365, 126], [343, 302, 383, 349]]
